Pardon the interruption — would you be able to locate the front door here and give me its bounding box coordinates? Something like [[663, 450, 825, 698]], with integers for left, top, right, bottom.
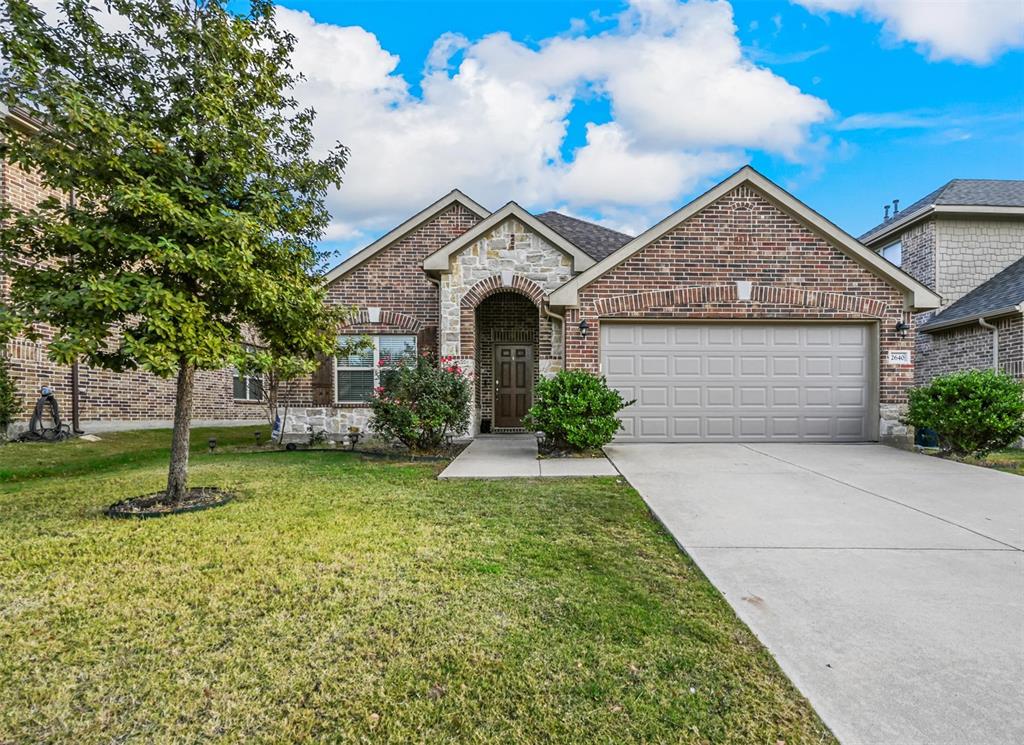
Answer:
[[494, 344, 533, 428]]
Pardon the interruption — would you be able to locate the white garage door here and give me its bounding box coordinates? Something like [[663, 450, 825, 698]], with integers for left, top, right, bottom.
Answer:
[[602, 323, 874, 442]]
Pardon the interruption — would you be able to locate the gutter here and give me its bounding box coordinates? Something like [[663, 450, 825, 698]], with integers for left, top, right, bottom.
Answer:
[[862, 204, 1024, 247], [919, 305, 1021, 333]]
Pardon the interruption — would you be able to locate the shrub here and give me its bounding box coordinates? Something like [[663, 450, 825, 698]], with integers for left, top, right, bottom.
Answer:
[[0, 356, 18, 441], [369, 355, 471, 453], [524, 370, 634, 451], [905, 369, 1024, 457]]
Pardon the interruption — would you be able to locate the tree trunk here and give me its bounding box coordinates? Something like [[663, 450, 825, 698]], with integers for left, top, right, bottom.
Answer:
[[166, 361, 195, 502]]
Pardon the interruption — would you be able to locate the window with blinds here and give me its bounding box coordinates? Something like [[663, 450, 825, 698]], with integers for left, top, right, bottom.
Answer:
[[335, 335, 417, 403]]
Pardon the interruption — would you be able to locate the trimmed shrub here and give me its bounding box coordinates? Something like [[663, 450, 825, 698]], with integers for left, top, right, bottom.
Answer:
[[905, 369, 1024, 457], [369, 355, 471, 454], [0, 356, 18, 441], [524, 370, 634, 451]]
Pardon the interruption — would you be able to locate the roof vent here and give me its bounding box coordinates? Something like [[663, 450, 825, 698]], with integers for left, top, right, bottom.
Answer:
[[884, 205, 890, 220], [892, 198, 900, 215]]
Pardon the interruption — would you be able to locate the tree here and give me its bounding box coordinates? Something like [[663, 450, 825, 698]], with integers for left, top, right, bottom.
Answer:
[[0, 0, 349, 501]]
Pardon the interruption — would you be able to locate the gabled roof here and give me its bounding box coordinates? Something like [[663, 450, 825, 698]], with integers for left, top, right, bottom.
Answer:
[[920, 257, 1024, 332], [861, 179, 1024, 245], [549, 165, 942, 311], [322, 189, 490, 283], [422, 202, 597, 273], [534, 211, 633, 261]]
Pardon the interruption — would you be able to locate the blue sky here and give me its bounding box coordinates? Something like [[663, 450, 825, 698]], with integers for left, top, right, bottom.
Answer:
[[265, 0, 1024, 262]]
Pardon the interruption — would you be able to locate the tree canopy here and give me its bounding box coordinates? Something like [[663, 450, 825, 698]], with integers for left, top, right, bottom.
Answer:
[[0, 0, 350, 499]]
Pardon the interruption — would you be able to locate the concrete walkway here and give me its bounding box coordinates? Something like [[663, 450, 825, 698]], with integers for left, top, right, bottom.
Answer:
[[439, 434, 619, 479], [606, 442, 1024, 745]]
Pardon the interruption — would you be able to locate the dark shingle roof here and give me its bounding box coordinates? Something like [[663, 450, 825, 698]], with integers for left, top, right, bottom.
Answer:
[[920, 257, 1024, 331], [534, 211, 633, 261], [860, 179, 1024, 243]]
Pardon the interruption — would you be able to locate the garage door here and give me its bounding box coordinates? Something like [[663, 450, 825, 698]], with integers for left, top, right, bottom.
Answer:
[[602, 323, 874, 442]]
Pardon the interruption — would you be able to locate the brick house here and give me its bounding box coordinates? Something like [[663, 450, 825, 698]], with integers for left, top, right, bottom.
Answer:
[[860, 179, 1024, 384], [1, 104, 265, 434], [288, 166, 940, 445]]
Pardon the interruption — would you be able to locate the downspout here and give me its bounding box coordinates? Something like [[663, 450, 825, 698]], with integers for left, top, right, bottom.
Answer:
[[978, 317, 998, 371], [68, 187, 84, 433]]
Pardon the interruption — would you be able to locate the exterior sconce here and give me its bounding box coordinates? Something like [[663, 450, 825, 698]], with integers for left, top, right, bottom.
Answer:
[[578, 318, 590, 338], [895, 321, 909, 339]]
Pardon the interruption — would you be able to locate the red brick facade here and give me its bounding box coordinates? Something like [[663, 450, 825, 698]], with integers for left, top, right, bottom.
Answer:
[[1, 161, 263, 431], [565, 185, 914, 407]]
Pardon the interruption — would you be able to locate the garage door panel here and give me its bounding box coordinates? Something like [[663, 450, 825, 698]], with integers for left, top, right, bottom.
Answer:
[[603, 322, 873, 443]]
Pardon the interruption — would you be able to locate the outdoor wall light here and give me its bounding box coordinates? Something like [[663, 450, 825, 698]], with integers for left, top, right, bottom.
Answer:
[[895, 321, 909, 339], [578, 318, 590, 338]]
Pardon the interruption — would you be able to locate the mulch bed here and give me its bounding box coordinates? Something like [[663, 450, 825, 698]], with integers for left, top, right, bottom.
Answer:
[[106, 487, 234, 519]]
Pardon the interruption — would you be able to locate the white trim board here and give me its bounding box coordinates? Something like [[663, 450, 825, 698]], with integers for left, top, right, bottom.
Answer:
[[548, 166, 941, 311], [422, 202, 596, 273], [862, 204, 1024, 247], [322, 189, 490, 284]]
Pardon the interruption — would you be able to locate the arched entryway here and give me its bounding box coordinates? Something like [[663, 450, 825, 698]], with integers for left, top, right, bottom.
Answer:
[[475, 291, 540, 432]]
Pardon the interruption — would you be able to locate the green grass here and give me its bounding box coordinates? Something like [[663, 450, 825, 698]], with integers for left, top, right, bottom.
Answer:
[[969, 448, 1024, 476], [0, 427, 834, 743]]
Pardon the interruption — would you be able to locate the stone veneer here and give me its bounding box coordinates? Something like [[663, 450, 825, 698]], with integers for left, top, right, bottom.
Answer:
[[438, 216, 571, 432]]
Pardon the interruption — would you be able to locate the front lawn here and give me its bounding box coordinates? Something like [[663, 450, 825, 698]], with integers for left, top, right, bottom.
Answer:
[[0, 427, 834, 743]]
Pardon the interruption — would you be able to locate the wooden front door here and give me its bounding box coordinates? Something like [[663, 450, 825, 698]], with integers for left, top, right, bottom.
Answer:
[[494, 344, 533, 428]]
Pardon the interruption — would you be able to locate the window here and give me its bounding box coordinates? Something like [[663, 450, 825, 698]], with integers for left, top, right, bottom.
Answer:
[[232, 346, 262, 401], [335, 335, 417, 403], [879, 241, 902, 267]]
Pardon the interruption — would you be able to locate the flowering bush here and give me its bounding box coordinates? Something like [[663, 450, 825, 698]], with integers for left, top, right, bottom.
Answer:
[[905, 369, 1024, 457], [524, 370, 634, 451], [369, 354, 471, 453]]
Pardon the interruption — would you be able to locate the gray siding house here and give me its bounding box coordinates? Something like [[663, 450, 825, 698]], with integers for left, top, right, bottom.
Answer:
[[860, 180, 1024, 384]]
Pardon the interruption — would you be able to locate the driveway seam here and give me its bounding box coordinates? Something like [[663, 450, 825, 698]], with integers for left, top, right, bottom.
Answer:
[[741, 444, 1023, 552]]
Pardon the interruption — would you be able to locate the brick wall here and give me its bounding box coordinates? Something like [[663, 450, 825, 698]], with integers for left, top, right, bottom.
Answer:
[[2, 161, 263, 432], [917, 314, 1023, 384], [898, 219, 936, 292], [566, 185, 914, 438]]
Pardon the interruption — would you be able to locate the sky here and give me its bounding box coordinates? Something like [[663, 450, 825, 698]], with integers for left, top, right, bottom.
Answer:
[[41, 0, 1024, 261]]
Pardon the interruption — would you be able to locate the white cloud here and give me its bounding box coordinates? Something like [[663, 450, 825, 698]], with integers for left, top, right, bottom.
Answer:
[[276, 0, 831, 251], [27, 1, 834, 252], [795, 0, 1024, 63]]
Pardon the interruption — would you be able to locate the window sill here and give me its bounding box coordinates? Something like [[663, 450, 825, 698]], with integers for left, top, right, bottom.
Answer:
[[232, 399, 262, 405], [332, 402, 373, 408]]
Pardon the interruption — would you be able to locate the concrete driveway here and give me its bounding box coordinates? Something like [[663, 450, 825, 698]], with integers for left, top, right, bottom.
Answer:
[[605, 443, 1024, 745]]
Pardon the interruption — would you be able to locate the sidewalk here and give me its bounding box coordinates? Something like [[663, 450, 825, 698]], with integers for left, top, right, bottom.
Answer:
[[438, 434, 619, 479]]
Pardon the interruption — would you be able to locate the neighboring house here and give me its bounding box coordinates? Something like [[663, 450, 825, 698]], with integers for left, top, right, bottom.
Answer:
[[860, 179, 1024, 384], [286, 166, 939, 445], [1, 104, 263, 434]]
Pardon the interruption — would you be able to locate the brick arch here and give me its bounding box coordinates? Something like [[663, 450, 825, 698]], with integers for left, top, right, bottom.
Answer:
[[460, 273, 546, 310], [341, 309, 422, 331], [593, 284, 890, 318]]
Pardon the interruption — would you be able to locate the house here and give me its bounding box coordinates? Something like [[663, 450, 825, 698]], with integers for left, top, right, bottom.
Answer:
[[1, 104, 265, 434], [286, 166, 940, 445], [860, 179, 1024, 384]]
